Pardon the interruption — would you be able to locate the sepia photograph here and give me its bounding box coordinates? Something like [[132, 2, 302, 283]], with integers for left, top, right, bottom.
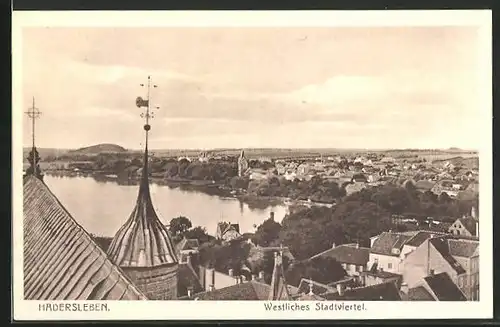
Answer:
[[12, 10, 492, 320]]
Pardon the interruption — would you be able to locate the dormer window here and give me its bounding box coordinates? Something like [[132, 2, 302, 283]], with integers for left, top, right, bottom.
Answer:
[[391, 248, 400, 255]]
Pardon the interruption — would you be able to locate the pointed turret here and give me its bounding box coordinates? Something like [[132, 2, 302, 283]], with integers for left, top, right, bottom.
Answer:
[[107, 76, 178, 300], [268, 249, 291, 300]]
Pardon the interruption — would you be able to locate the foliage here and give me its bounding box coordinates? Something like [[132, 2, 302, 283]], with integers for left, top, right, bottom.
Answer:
[[252, 217, 282, 247], [183, 226, 213, 244], [198, 240, 251, 275], [169, 216, 192, 236]]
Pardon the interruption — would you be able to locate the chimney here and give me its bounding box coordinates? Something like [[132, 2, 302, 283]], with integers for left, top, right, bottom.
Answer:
[[355, 243, 359, 249], [336, 283, 345, 296], [430, 269, 435, 276], [187, 287, 193, 298], [332, 242, 336, 249], [186, 253, 192, 266], [242, 275, 247, 283], [228, 268, 234, 277], [252, 274, 257, 281], [400, 283, 409, 295], [208, 284, 214, 292], [207, 268, 215, 290], [270, 211, 275, 221], [308, 280, 314, 295], [259, 271, 265, 279]]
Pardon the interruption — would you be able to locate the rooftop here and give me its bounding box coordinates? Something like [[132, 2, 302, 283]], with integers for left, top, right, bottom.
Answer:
[[23, 175, 146, 300], [323, 281, 402, 301], [424, 272, 467, 301], [370, 232, 418, 257], [309, 244, 369, 266], [429, 238, 467, 275]]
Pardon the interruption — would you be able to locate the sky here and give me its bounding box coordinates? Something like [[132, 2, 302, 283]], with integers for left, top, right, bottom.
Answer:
[[21, 26, 483, 150]]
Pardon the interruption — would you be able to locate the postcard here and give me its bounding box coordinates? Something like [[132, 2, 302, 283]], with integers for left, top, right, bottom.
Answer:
[[12, 10, 493, 321]]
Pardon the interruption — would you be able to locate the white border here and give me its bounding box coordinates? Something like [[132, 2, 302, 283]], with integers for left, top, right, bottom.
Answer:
[[12, 10, 493, 321]]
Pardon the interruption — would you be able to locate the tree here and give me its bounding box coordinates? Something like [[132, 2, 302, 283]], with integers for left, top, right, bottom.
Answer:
[[252, 218, 282, 247], [183, 226, 213, 244], [169, 216, 192, 236]]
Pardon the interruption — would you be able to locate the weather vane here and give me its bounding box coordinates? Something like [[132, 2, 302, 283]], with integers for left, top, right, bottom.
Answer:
[[136, 75, 160, 139]]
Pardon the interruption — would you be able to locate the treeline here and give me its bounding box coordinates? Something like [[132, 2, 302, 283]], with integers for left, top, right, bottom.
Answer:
[[230, 175, 346, 204], [249, 182, 478, 261]]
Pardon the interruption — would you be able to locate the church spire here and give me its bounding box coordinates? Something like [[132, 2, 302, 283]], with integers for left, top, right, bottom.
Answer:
[[24, 97, 43, 180], [108, 76, 178, 268]]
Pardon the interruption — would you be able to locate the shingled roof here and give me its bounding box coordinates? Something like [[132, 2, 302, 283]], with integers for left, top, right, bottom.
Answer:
[[447, 238, 479, 258], [23, 175, 146, 300], [405, 231, 448, 248], [407, 286, 435, 301], [107, 139, 178, 268]]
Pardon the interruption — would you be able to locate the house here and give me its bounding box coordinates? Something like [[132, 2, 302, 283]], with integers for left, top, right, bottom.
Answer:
[[176, 237, 200, 263], [345, 182, 367, 196], [414, 180, 435, 192], [362, 269, 402, 288], [410, 272, 467, 301], [309, 243, 369, 277], [216, 221, 241, 242], [402, 236, 478, 300], [449, 215, 478, 237], [368, 231, 419, 274], [322, 281, 403, 301]]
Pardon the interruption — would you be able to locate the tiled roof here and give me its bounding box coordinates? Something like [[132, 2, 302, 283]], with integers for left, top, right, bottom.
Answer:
[[447, 239, 479, 258], [370, 232, 417, 256], [23, 176, 146, 300], [457, 217, 477, 235], [310, 244, 369, 266], [429, 238, 466, 275], [188, 281, 271, 300], [323, 281, 402, 301], [107, 146, 178, 268], [408, 286, 435, 301], [363, 270, 402, 279], [424, 272, 467, 301]]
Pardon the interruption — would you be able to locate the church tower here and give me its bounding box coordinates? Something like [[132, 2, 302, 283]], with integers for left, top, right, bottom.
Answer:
[[237, 149, 249, 177], [107, 76, 179, 300]]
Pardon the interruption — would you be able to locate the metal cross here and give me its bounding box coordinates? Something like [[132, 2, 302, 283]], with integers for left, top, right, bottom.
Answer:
[[25, 97, 41, 150]]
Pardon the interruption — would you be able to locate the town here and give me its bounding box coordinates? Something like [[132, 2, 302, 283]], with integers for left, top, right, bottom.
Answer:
[[24, 139, 479, 302]]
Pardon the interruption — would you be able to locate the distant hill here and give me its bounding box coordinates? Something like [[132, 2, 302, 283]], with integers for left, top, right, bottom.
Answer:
[[432, 156, 479, 169], [69, 143, 128, 155]]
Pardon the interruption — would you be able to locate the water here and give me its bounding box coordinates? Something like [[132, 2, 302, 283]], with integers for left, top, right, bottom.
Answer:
[[43, 175, 288, 237]]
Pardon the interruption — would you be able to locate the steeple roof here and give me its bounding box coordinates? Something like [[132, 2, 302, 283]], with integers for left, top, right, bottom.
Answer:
[[108, 79, 178, 268], [268, 250, 291, 300]]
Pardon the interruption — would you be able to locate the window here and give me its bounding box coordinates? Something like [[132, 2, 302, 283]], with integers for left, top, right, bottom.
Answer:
[[457, 230, 461, 235], [388, 263, 393, 269]]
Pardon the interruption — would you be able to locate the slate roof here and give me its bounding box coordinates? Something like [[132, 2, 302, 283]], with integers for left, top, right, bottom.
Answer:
[[323, 281, 402, 301], [407, 286, 435, 301], [424, 272, 467, 301], [107, 144, 178, 268], [447, 239, 479, 258], [429, 238, 466, 275], [405, 231, 447, 248], [370, 232, 417, 256], [310, 244, 370, 266], [23, 175, 146, 300]]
